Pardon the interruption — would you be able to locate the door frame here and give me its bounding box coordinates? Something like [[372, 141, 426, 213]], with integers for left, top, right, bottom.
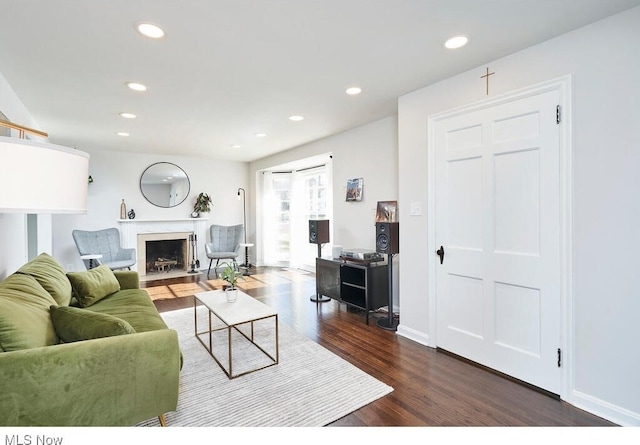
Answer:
[[426, 76, 573, 401]]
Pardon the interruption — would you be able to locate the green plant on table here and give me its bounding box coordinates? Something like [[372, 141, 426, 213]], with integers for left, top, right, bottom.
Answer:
[[219, 262, 243, 290]]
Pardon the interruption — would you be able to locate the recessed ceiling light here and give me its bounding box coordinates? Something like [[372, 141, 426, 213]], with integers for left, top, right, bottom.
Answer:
[[254, 133, 267, 137], [119, 112, 137, 119], [444, 35, 469, 49], [346, 87, 362, 95], [116, 132, 130, 137], [231, 144, 241, 149], [289, 115, 304, 121], [126, 82, 147, 92], [136, 22, 165, 39]]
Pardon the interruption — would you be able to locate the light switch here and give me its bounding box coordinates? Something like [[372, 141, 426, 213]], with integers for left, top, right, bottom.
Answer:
[[410, 202, 422, 216]]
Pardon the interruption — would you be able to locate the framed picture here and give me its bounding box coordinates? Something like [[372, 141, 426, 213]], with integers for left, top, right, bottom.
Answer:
[[346, 178, 363, 202], [375, 201, 397, 223]]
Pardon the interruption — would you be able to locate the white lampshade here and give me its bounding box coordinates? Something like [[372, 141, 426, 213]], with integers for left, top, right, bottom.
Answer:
[[0, 136, 90, 214]]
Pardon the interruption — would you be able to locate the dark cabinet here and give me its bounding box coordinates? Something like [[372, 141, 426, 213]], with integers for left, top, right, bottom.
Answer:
[[316, 257, 388, 324]]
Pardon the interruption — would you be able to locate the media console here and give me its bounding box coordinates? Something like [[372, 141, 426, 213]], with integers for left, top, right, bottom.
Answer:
[[315, 257, 388, 324]]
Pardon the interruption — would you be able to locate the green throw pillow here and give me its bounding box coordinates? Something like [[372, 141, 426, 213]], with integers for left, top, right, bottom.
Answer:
[[67, 265, 121, 307], [17, 252, 73, 306], [50, 305, 136, 343], [0, 274, 59, 352]]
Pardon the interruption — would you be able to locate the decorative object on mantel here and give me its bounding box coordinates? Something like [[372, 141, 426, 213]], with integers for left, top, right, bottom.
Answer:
[[120, 199, 127, 219], [88, 175, 94, 184], [345, 178, 363, 202], [127, 209, 136, 219], [193, 192, 212, 217], [219, 262, 244, 303], [0, 118, 89, 213]]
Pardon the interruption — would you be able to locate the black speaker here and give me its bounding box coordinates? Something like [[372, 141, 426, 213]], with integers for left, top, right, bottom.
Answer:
[[309, 219, 330, 244], [376, 222, 399, 254]]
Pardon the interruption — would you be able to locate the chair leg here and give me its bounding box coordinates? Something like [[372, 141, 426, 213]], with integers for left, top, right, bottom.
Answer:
[[158, 414, 167, 426], [207, 259, 213, 279]]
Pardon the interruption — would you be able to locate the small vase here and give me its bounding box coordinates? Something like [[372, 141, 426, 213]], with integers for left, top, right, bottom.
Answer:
[[225, 287, 237, 303], [120, 199, 126, 219]]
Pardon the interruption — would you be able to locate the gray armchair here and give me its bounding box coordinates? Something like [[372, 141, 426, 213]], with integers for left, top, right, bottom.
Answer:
[[72, 228, 136, 271], [205, 224, 243, 279]]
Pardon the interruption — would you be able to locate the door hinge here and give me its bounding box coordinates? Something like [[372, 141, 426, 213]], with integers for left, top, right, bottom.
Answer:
[[557, 348, 562, 367], [556, 105, 561, 124]]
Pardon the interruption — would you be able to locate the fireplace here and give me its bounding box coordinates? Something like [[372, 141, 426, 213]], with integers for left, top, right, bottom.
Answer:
[[137, 231, 192, 276]]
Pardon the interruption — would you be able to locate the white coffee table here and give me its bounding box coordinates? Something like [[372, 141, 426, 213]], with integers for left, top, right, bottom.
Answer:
[[194, 290, 279, 379]]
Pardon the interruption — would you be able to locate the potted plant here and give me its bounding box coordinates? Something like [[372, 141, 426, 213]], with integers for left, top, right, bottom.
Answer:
[[192, 192, 212, 217], [219, 262, 243, 302]]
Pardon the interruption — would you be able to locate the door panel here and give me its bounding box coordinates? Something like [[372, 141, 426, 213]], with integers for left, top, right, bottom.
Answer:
[[435, 89, 561, 394]]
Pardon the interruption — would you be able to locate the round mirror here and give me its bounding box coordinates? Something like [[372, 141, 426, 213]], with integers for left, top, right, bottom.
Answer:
[[140, 162, 190, 208]]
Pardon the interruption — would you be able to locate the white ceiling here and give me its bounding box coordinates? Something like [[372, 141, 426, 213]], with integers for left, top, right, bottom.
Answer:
[[2, 0, 639, 162]]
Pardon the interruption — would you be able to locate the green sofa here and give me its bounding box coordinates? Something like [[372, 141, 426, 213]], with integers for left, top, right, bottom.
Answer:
[[0, 253, 181, 426]]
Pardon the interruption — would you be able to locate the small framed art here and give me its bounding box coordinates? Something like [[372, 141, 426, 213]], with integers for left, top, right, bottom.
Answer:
[[375, 201, 397, 223], [346, 178, 363, 202]]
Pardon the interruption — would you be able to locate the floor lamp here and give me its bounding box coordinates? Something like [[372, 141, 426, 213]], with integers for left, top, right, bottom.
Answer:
[[237, 187, 252, 275]]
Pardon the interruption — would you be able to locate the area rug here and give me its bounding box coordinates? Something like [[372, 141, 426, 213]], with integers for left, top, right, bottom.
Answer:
[[137, 306, 393, 427]]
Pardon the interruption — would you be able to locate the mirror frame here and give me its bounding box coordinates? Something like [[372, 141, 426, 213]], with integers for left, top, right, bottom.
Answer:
[[139, 162, 191, 208]]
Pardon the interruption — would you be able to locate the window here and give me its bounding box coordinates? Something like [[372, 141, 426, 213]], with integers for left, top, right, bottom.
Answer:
[[261, 160, 332, 270]]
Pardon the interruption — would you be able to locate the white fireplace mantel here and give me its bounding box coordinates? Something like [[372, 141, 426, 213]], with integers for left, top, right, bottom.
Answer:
[[118, 218, 209, 272]]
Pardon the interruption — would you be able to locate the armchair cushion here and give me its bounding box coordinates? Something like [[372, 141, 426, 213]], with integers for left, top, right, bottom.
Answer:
[[50, 305, 136, 343], [67, 265, 121, 308]]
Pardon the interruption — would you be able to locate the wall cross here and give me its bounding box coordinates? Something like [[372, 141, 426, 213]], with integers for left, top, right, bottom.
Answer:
[[480, 67, 495, 95]]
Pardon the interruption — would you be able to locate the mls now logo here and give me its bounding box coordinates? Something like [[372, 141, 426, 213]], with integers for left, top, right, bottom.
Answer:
[[5, 436, 63, 445]]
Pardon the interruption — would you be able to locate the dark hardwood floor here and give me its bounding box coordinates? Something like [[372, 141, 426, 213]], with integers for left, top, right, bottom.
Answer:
[[144, 266, 614, 427]]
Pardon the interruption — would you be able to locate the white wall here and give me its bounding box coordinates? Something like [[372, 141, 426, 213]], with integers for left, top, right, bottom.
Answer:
[[0, 72, 44, 278], [250, 116, 399, 303], [397, 7, 640, 425], [53, 148, 249, 272]]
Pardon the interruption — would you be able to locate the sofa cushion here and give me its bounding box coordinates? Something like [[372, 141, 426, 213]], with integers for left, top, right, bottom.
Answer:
[[0, 274, 58, 352], [67, 265, 121, 307], [50, 305, 136, 343], [16, 252, 73, 306], [87, 289, 169, 333]]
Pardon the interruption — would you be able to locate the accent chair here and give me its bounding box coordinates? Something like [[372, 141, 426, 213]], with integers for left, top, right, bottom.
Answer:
[[204, 224, 243, 279], [72, 227, 136, 271]]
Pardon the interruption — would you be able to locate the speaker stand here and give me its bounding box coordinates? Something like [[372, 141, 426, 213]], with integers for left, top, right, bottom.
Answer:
[[311, 243, 331, 303], [377, 253, 398, 331]]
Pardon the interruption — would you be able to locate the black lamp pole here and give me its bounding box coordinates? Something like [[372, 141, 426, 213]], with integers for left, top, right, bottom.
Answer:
[[237, 187, 247, 243]]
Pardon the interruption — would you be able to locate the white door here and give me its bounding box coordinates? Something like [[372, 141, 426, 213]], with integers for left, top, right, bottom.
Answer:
[[434, 88, 562, 394]]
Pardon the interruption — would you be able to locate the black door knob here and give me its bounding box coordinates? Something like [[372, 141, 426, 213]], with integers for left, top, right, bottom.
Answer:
[[436, 246, 445, 264]]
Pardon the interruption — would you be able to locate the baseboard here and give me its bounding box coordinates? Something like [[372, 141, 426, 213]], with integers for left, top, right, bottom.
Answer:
[[396, 324, 432, 348], [570, 390, 640, 426]]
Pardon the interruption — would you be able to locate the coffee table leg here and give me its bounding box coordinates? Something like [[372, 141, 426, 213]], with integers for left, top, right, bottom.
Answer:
[[228, 325, 233, 378]]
